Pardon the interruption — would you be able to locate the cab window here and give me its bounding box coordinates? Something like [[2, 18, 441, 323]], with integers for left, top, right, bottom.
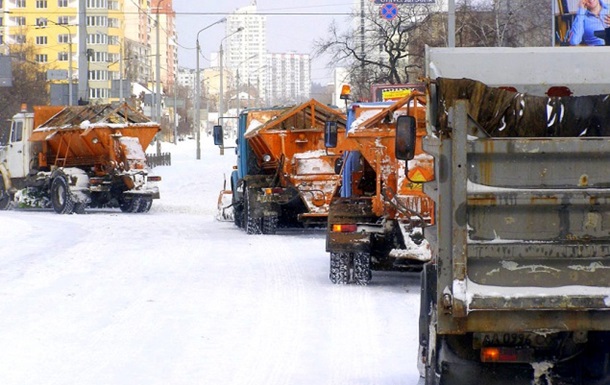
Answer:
[[10, 121, 23, 143]]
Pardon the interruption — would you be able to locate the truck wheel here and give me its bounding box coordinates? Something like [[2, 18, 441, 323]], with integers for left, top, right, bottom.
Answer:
[[137, 196, 153, 213], [119, 195, 140, 213], [244, 187, 261, 235], [329, 252, 351, 284], [262, 215, 278, 235], [0, 179, 10, 210], [73, 203, 86, 214], [353, 252, 372, 285], [50, 176, 75, 214]]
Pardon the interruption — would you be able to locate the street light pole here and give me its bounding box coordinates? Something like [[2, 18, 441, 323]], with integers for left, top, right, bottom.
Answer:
[[218, 27, 244, 155], [195, 18, 226, 160]]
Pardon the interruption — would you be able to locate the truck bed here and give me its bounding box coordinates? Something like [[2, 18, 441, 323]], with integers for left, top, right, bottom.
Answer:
[[431, 100, 610, 332]]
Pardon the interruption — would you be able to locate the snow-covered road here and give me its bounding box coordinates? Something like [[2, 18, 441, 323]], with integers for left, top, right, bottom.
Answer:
[[0, 139, 422, 385]]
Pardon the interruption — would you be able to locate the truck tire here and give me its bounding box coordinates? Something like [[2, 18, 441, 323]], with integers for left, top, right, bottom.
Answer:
[[353, 252, 372, 285], [137, 196, 153, 213], [119, 195, 140, 213], [262, 215, 278, 235], [233, 190, 244, 228], [50, 175, 75, 214], [329, 252, 351, 284], [0, 179, 10, 210], [244, 187, 261, 234]]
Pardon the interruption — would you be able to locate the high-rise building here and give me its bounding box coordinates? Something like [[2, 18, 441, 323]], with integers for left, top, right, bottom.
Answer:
[[124, 0, 153, 86], [265, 52, 310, 105], [220, 1, 312, 107], [151, 0, 177, 93], [225, 2, 266, 105]]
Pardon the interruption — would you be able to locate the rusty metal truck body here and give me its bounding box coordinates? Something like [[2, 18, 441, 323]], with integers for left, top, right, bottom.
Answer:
[[418, 47, 610, 385], [326, 93, 435, 285], [0, 103, 160, 214]]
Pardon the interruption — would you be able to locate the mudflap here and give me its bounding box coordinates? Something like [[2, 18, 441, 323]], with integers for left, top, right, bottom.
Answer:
[[216, 190, 234, 222]]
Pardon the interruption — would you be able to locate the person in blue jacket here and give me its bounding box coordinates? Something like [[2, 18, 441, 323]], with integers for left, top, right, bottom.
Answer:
[[569, 0, 610, 45]]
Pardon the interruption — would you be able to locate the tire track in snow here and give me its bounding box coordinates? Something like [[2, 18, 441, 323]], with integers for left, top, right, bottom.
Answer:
[[227, 235, 308, 385]]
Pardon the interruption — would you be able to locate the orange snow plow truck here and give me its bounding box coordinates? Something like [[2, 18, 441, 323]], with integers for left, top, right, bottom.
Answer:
[[214, 99, 347, 234], [0, 103, 161, 214], [324, 91, 436, 284]]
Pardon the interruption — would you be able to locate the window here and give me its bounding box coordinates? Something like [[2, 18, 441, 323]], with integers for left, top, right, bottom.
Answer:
[[89, 88, 108, 99], [35, 36, 47, 45], [87, 33, 107, 45], [16, 0, 26, 7], [35, 54, 48, 63], [108, 52, 119, 62], [58, 34, 70, 43], [12, 35, 26, 44], [36, 18, 47, 26], [86, 16, 107, 27], [11, 121, 23, 143], [88, 51, 107, 62], [58, 0, 68, 6], [58, 51, 68, 61], [108, 18, 119, 28], [36, 0, 47, 7], [86, 0, 107, 8], [88, 70, 107, 81], [14, 17, 26, 26], [57, 16, 69, 25]]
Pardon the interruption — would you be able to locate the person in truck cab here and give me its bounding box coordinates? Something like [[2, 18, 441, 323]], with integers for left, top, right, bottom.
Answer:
[[569, 0, 610, 45]]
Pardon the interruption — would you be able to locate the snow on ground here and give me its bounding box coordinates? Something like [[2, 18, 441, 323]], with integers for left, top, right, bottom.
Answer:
[[0, 136, 423, 385]]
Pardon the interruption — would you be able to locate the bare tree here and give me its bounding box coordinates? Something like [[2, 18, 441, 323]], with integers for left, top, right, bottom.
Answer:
[[314, 0, 550, 98], [0, 43, 49, 133], [313, 2, 443, 100], [456, 0, 550, 47]]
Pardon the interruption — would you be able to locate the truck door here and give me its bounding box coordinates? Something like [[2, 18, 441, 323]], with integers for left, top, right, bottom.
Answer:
[[7, 119, 27, 178]]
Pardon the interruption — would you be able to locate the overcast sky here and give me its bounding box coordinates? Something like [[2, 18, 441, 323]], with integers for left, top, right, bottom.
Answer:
[[172, 1, 356, 85]]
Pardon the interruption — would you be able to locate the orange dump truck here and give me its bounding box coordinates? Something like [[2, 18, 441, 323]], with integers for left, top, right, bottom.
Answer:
[[215, 99, 346, 234], [324, 93, 435, 284], [0, 103, 161, 213]]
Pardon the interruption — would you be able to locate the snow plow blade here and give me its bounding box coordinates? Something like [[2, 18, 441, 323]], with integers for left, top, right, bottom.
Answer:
[[216, 190, 234, 222]]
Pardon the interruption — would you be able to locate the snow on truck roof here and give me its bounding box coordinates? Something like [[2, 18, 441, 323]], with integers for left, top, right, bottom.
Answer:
[[34, 103, 155, 132]]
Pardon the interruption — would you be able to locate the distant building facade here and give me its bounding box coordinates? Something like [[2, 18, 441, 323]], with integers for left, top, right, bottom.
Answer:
[[265, 52, 311, 105]]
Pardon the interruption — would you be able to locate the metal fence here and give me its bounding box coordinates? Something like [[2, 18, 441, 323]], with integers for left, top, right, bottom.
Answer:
[[146, 152, 172, 168]]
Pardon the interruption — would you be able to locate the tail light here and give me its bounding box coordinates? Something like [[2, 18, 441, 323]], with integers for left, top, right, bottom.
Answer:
[[264, 187, 283, 195], [147, 176, 162, 182], [481, 347, 532, 363], [332, 224, 358, 233]]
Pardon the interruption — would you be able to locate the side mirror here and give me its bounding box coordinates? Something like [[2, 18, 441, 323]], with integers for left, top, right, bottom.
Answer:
[[396, 115, 416, 161], [334, 157, 344, 174], [324, 121, 338, 148], [213, 125, 223, 146]]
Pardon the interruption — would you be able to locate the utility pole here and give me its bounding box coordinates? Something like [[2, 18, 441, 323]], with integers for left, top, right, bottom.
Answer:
[[78, 0, 88, 104], [155, 0, 166, 155]]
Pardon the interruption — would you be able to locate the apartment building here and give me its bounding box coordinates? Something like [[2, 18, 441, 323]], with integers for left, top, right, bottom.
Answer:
[[2, 0, 175, 105], [219, 1, 311, 107], [224, 2, 267, 105], [151, 0, 177, 93], [265, 52, 310, 105]]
